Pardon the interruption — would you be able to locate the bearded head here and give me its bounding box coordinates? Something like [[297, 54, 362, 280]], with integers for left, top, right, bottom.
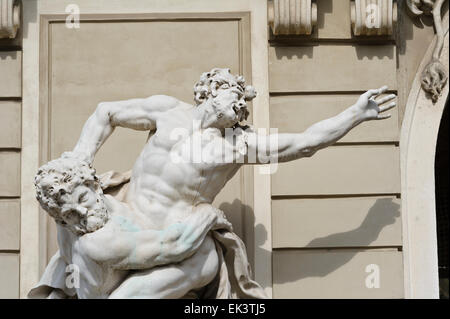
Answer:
[[35, 155, 109, 235], [193, 68, 257, 128]]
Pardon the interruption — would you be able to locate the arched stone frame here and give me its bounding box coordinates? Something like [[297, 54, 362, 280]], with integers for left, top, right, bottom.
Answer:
[[400, 12, 449, 299]]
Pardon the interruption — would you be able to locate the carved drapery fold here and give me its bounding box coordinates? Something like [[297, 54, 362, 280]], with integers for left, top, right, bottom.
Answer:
[[268, 0, 317, 35], [350, 0, 398, 36], [0, 0, 20, 39], [407, 0, 448, 102]]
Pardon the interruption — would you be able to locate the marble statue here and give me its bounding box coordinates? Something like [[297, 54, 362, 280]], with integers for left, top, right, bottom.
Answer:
[[29, 68, 396, 299]]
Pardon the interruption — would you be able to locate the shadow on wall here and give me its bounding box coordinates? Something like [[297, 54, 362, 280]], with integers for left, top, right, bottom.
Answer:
[[316, 0, 333, 31], [273, 46, 315, 60], [0, 51, 17, 60], [21, 0, 38, 38], [273, 43, 395, 61], [274, 197, 400, 284], [218, 199, 269, 278], [397, 0, 448, 55], [354, 44, 395, 60]]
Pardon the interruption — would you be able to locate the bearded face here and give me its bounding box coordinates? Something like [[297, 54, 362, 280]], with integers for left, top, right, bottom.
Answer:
[[58, 181, 109, 235], [35, 156, 110, 236], [194, 68, 257, 129], [210, 84, 249, 128]]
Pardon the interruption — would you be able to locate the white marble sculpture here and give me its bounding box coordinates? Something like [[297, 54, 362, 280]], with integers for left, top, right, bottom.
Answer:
[[30, 68, 396, 299]]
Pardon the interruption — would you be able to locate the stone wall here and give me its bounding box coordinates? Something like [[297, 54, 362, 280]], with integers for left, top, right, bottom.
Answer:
[[0, 0, 22, 299], [0, 0, 443, 298], [268, 0, 436, 298]]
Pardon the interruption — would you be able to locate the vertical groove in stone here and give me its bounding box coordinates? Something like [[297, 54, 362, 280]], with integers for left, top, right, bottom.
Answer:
[[269, 0, 316, 35]]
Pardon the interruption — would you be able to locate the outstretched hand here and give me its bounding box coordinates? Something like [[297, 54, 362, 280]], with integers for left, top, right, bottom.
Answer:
[[354, 86, 397, 121]]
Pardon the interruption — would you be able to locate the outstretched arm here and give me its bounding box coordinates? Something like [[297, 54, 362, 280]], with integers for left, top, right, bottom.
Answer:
[[66, 95, 180, 164], [245, 86, 396, 164], [83, 204, 231, 270]]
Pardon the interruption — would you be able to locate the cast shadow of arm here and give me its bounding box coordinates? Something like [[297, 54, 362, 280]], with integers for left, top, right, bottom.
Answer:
[[275, 198, 400, 283]]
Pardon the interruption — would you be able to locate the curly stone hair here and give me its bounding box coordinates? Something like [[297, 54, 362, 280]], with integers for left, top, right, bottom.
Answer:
[[34, 156, 97, 223], [193, 68, 257, 106]]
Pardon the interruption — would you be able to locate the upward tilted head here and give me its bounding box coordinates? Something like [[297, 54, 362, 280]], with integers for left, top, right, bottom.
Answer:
[[194, 68, 257, 128], [35, 156, 109, 235]]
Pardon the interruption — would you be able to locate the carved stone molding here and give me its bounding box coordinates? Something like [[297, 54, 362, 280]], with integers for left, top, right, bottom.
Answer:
[[350, 0, 398, 36], [407, 0, 448, 102], [0, 0, 21, 39], [268, 0, 317, 35]]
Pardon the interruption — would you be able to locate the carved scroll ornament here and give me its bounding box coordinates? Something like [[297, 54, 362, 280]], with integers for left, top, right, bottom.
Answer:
[[0, 0, 20, 39], [268, 0, 318, 35], [407, 0, 448, 102]]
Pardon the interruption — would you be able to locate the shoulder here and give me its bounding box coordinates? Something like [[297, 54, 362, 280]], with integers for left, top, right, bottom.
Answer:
[[77, 226, 112, 262], [144, 95, 183, 110], [76, 233, 96, 257]]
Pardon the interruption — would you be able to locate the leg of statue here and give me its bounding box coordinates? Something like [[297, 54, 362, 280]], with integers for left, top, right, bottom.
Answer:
[[108, 234, 219, 299]]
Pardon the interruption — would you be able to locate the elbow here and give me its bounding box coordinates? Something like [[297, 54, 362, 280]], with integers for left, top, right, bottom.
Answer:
[[95, 102, 113, 125], [299, 133, 321, 158]]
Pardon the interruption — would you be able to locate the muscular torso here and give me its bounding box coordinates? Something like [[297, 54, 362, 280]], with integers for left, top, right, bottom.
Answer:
[[125, 103, 243, 229]]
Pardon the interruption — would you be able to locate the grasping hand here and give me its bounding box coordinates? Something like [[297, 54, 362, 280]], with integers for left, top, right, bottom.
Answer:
[[354, 86, 397, 121], [211, 207, 233, 232], [190, 204, 232, 232], [161, 204, 232, 263]]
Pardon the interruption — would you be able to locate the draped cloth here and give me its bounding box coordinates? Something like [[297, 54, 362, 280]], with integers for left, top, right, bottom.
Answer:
[[28, 171, 267, 299]]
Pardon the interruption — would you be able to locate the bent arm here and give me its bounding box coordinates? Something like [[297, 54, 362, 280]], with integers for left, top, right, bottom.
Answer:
[[69, 95, 180, 163], [246, 87, 396, 164], [111, 221, 215, 270], [84, 204, 227, 270]]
